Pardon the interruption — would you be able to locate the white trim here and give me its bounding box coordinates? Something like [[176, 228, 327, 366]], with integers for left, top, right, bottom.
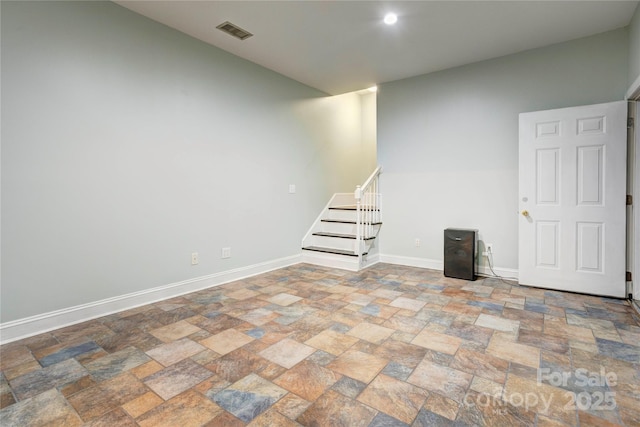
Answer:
[[0, 254, 301, 344], [379, 253, 518, 280], [626, 74, 640, 100], [360, 253, 380, 270], [301, 250, 361, 271], [379, 254, 443, 271], [635, 102, 640, 302], [476, 264, 519, 280], [626, 75, 640, 302], [300, 251, 380, 272]]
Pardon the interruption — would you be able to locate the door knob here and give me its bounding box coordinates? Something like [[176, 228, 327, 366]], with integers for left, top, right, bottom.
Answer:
[[521, 210, 529, 217]]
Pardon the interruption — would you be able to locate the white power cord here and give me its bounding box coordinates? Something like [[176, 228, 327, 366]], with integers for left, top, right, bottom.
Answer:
[[483, 246, 518, 284]]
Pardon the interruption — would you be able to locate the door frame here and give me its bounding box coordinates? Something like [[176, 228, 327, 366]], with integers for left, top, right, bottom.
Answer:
[[626, 75, 640, 304]]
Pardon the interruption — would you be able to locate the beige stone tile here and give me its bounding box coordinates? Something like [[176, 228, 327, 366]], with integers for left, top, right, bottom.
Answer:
[[486, 335, 540, 368], [247, 409, 300, 427], [297, 389, 376, 427], [505, 302, 526, 310], [326, 285, 358, 294], [1, 345, 38, 371], [200, 329, 254, 355], [271, 393, 311, 420], [475, 313, 520, 333], [470, 376, 503, 397], [412, 329, 462, 355], [370, 289, 403, 300], [503, 375, 575, 425], [442, 301, 483, 316], [462, 284, 495, 294], [273, 360, 340, 401], [618, 328, 640, 346], [137, 390, 222, 427], [383, 314, 425, 334], [226, 288, 260, 300], [614, 393, 640, 427], [327, 349, 388, 384], [267, 293, 302, 306], [373, 339, 428, 369], [343, 293, 376, 306], [258, 338, 315, 369], [536, 414, 573, 427], [592, 328, 624, 343], [3, 360, 42, 381], [150, 321, 202, 343], [578, 410, 625, 427], [68, 373, 148, 421], [543, 315, 595, 343], [84, 407, 138, 427], [347, 322, 394, 344], [423, 393, 460, 421], [305, 329, 359, 356], [238, 308, 279, 326], [143, 359, 213, 401], [122, 391, 163, 418], [361, 304, 400, 319], [389, 297, 427, 312], [456, 313, 480, 324], [146, 338, 206, 367], [130, 360, 164, 379], [357, 374, 429, 424], [568, 339, 599, 353], [407, 359, 472, 403]]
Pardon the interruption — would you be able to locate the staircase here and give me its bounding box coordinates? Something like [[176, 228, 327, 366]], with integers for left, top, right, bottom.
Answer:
[[302, 166, 382, 271]]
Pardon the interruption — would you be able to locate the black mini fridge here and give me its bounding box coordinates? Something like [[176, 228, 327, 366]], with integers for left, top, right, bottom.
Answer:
[[444, 228, 477, 281]]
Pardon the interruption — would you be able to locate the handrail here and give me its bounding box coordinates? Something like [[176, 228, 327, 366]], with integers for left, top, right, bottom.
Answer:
[[355, 166, 382, 264], [356, 165, 382, 199]]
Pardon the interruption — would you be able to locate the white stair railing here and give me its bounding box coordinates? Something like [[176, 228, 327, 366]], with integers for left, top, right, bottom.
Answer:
[[355, 166, 382, 264]]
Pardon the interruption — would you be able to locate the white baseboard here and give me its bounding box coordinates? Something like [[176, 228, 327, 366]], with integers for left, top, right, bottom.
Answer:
[[631, 299, 640, 316], [0, 254, 301, 345], [379, 254, 519, 280], [0, 253, 519, 344], [301, 251, 360, 271], [379, 254, 443, 271], [361, 253, 380, 270], [476, 264, 519, 281], [300, 251, 380, 272]]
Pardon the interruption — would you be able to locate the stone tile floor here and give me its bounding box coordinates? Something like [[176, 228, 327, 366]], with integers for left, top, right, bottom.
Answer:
[[1, 263, 639, 426]]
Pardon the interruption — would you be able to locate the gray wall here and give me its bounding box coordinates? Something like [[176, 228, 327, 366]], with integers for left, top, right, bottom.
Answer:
[[378, 29, 629, 272], [630, 3, 640, 88], [1, 1, 373, 322]]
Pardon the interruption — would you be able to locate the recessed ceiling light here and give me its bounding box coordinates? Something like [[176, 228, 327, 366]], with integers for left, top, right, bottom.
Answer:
[[367, 86, 378, 93], [384, 13, 398, 25]]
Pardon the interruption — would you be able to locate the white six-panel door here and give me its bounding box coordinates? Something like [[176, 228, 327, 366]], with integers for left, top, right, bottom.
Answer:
[[519, 101, 626, 297]]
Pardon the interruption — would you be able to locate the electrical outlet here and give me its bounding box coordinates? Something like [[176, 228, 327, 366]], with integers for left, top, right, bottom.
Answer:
[[483, 243, 493, 257], [289, 184, 296, 194], [191, 252, 199, 265], [221, 247, 231, 259], [415, 238, 421, 247]]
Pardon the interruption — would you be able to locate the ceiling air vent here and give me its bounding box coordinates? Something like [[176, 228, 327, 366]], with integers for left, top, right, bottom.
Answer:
[[216, 21, 253, 41]]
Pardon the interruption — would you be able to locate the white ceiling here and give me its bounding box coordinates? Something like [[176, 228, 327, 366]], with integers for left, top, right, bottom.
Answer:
[[114, 1, 638, 95]]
